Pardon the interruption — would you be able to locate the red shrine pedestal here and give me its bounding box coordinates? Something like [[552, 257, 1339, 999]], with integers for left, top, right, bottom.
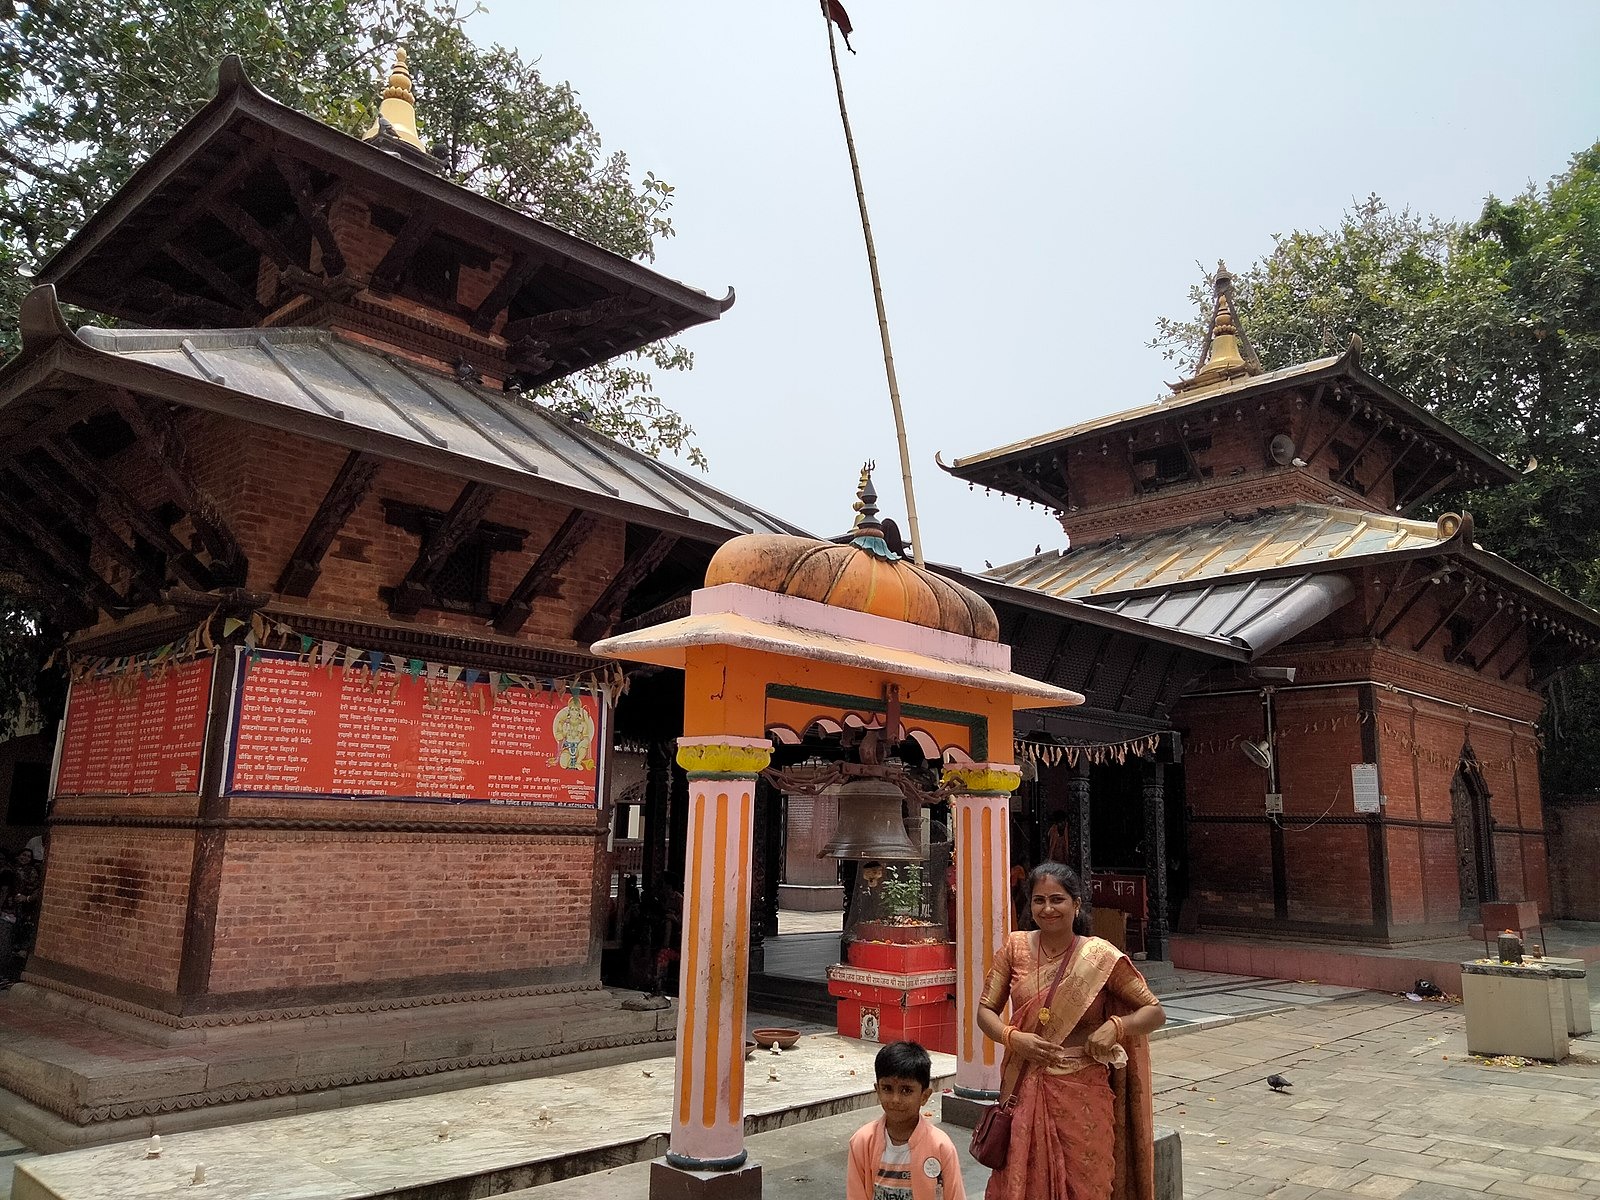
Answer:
[[826, 939, 957, 1054]]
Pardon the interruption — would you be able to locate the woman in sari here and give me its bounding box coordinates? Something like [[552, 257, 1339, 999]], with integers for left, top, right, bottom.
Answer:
[[975, 862, 1165, 1200]]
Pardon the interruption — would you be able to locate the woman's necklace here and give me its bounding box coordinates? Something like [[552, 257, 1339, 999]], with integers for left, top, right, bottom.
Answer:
[[1035, 931, 1076, 1027]]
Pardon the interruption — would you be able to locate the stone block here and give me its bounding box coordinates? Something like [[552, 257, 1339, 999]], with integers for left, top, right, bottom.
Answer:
[[490, 1018, 566, 1052], [649, 1159, 762, 1200], [203, 1053, 299, 1091], [81, 1060, 209, 1106], [401, 1030, 496, 1064], [1461, 964, 1570, 1061], [1154, 1125, 1183, 1200], [939, 1092, 992, 1130]]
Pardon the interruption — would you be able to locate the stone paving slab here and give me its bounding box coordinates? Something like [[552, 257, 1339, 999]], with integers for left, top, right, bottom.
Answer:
[[9, 1021, 929, 1200], [17, 980, 1588, 1200]]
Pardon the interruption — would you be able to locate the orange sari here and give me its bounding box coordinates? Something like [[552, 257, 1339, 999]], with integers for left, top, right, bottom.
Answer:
[[979, 932, 1158, 1200]]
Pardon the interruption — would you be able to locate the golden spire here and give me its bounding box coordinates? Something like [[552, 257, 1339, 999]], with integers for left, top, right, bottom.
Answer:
[[363, 48, 426, 154], [1172, 262, 1263, 393]]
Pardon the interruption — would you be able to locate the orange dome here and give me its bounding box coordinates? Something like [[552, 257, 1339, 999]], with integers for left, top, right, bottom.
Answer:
[[705, 467, 1000, 642]]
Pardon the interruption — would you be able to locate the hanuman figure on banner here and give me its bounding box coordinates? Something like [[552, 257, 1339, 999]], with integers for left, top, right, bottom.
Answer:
[[550, 694, 596, 772]]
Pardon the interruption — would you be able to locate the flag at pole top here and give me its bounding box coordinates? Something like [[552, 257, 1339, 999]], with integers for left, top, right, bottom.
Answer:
[[823, 0, 855, 53]]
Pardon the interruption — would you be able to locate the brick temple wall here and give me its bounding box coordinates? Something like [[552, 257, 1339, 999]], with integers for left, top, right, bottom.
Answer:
[[1177, 623, 1550, 942], [52, 401, 629, 1015], [32, 800, 198, 995], [205, 799, 599, 999]]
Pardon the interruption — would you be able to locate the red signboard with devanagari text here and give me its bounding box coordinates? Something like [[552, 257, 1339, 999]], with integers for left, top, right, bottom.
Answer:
[[54, 656, 214, 797], [225, 652, 601, 806]]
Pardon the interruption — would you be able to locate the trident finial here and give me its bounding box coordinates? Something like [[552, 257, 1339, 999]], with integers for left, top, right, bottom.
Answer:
[[852, 461, 879, 530]]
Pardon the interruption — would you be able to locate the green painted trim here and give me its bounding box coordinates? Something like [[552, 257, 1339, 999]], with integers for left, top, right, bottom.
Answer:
[[765, 683, 989, 760]]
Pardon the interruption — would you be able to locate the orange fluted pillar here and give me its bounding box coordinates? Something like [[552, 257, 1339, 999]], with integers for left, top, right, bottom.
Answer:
[[945, 763, 1020, 1100], [657, 734, 772, 1182]]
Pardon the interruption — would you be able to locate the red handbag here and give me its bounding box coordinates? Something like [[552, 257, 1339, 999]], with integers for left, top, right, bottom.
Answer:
[[969, 940, 1074, 1170]]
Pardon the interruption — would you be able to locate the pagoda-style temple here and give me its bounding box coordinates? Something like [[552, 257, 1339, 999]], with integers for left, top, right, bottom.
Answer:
[[0, 54, 802, 1145], [946, 266, 1600, 945]]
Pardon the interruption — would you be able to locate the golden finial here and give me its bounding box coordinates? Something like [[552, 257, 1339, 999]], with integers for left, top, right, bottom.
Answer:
[[363, 48, 426, 153], [1172, 261, 1262, 393]]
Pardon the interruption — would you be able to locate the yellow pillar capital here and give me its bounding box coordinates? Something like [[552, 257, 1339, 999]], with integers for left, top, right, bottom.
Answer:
[[941, 762, 1022, 796], [676, 735, 773, 779]]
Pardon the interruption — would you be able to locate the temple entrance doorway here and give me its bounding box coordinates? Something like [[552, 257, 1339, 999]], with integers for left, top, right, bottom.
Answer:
[[1451, 745, 1497, 921]]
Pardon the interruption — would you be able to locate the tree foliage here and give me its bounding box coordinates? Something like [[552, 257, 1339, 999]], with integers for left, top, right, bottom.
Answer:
[[0, 0, 705, 727], [0, 0, 702, 463], [1154, 145, 1600, 790]]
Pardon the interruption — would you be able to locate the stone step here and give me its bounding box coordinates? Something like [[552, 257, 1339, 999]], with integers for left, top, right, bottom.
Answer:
[[0, 987, 678, 1153]]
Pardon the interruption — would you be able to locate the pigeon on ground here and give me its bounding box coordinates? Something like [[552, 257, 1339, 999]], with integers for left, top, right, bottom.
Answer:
[[1266, 1075, 1292, 1092], [1414, 979, 1444, 999]]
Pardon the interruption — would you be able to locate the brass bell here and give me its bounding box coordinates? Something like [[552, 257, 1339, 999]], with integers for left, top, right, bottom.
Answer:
[[818, 779, 921, 861]]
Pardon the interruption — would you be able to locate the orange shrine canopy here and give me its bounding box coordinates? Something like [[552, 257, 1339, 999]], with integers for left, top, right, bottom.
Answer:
[[594, 468, 1080, 757]]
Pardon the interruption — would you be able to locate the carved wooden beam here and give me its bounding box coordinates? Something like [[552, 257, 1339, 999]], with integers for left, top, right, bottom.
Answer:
[[1304, 390, 1360, 466], [1042, 622, 1073, 684], [1052, 453, 1073, 510], [1478, 610, 1528, 674], [276, 450, 381, 597], [1413, 583, 1477, 654], [1501, 626, 1554, 683], [109, 392, 249, 584], [1004, 470, 1068, 511], [1170, 420, 1203, 483], [501, 297, 651, 348], [1375, 571, 1441, 642], [208, 198, 295, 270], [112, 141, 271, 287], [493, 508, 599, 636], [1369, 430, 1420, 497], [1397, 464, 1461, 515], [0, 488, 128, 613], [1296, 383, 1326, 449], [272, 156, 346, 276], [370, 211, 436, 293], [389, 482, 496, 615], [470, 254, 542, 334], [1449, 601, 1507, 666], [161, 242, 265, 320], [43, 438, 217, 591], [119, 279, 240, 328], [1117, 641, 1153, 706], [572, 529, 680, 643], [1332, 418, 1390, 487], [3, 460, 164, 601]]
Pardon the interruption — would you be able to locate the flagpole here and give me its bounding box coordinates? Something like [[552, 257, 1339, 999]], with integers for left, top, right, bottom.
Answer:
[[820, 5, 925, 566]]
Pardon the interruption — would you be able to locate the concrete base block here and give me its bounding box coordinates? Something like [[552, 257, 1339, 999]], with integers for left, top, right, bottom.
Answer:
[[939, 1092, 993, 1130], [1462, 967, 1570, 1061], [1154, 1126, 1183, 1200], [649, 1159, 763, 1200]]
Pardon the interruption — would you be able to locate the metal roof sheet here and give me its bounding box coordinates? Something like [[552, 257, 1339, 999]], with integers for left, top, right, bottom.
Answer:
[[990, 505, 1449, 598], [983, 503, 1452, 654], [72, 325, 803, 541], [949, 356, 1343, 471]]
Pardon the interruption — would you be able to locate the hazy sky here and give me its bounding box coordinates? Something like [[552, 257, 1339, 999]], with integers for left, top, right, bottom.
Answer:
[[475, 2, 1600, 569]]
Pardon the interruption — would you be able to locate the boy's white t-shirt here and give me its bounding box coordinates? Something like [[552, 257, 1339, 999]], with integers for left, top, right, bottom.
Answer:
[[872, 1134, 914, 1200]]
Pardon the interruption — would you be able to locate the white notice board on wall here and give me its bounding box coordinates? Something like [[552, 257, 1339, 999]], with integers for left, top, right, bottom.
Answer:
[[1351, 763, 1381, 813]]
